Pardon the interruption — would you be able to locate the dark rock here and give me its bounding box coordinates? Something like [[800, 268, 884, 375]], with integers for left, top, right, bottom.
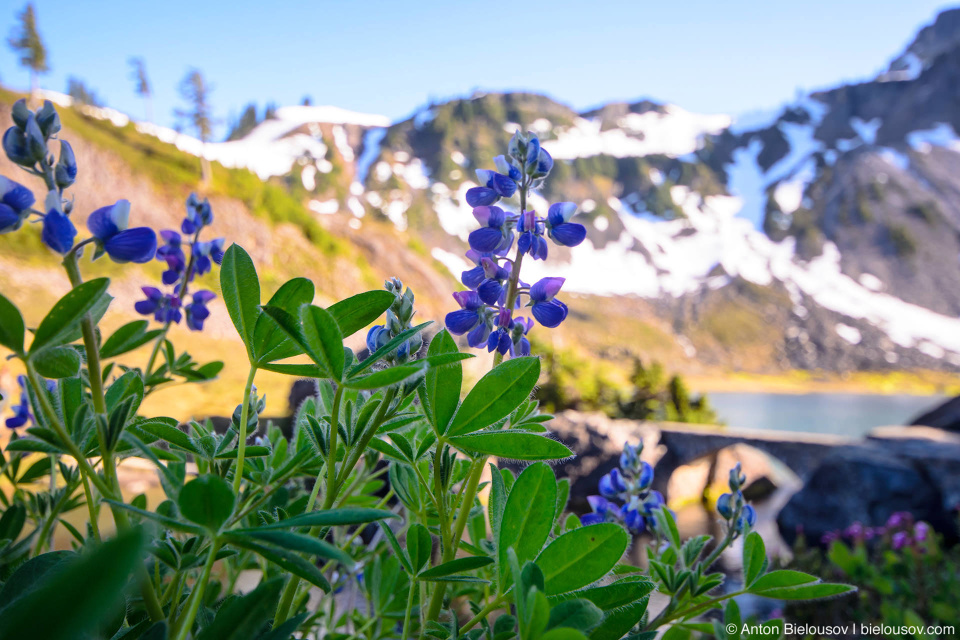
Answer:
[[742, 476, 778, 502], [776, 443, 954, 547]]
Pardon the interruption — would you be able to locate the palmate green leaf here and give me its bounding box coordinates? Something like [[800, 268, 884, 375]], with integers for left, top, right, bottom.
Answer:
[[253, 277, 315, 364], [419, 555, 493, 580], [99, 320, 163, 359], [228, 537, 331, 592], [407, 523, 432, 573], [220, 244, 261, 358], [250, 507, 398, 531], [547, 599, 604, 632], [0, 291, 25, 355], [447, 357, 540, 436], [300, 304, 345, 380], [344, 363, 427, 390], [327, 289, 395, 338], [178, 474, 236, 531], [31, 345, 81, 378], [538, 523, 630, 595], [741, 531, 766, 588], [196, 578, 283, 640], [499, 462, 556, 586], [747, 570, 855, 600], [420, 329, 462, 434], [449, 431, 573, 461], [225, 530, 354, 566], [0, 528, 145, 640], [29, 278, 110, 354]]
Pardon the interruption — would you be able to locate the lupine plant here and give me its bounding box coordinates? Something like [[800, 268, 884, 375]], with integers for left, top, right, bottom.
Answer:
[[0, 101, 851, 639]]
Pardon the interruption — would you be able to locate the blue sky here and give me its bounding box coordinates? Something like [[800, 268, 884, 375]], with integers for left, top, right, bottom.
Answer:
[[1, 0, 955, 138]]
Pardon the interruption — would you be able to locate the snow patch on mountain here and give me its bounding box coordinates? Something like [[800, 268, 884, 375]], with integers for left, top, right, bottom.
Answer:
[[543, 105, 730, 159]]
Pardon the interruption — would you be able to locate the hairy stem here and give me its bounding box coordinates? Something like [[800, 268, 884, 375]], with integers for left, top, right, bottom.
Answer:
[[172, 541, 221, 640], [232, 365, 258, 494]]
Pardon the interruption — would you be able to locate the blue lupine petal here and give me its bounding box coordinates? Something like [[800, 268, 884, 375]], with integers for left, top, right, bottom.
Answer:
[[517, 232, 532, 256], [2, 127, 31, 166], [491, 173, 517, 197], [452, 290, 483, 310], [548, 202, 578, 225], [637, 461, 654, 490], [1, 176, 35, 212], [41, 210, 76, 254], [87, 200, 131, 240], [461, 265, 485, 289], [475, 169, 496, 187], [467, 322, 490, 348], [525, 137, 540, 170], [0, 204, 21, 233], [537, 148, 554, 174], [445, 309, 480, 335], [468, 227, 504, 253], [135, 299, 159, 315], [716, 493, 734, 519], [466, 187, 499, 207], [104, 228, 157, 263], [580, 513, 604, 526], [530, 277, 565, 302], [477, 279, 503, 305], [516, 336, 530, 356], [532, 299, 568, 328], [550, 222, 587, 247]]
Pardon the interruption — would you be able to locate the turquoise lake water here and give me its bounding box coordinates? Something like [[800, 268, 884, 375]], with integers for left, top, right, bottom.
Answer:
[[706, 392, 946, 437]]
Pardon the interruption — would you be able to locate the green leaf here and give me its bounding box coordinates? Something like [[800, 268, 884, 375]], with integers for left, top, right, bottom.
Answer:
[[30, 278, 110, 354], [489, 462, 507, 543], [541, 629, 589, 640], [449, 431, 573, 461], [31, 346, 80, 378], [100, 320, 163, 359], [251, 507, 398, 530], [419, 556, 493, 580], [257, 362, 327, 378], [379, 523, 413, 574], [228, 538, 330, 592], [448, 357, 541, 436], [299, 304, 345, 380], [225, 530, 353, 566], [0, 505, 26, 542], [538, 524, 630, 595], [137, 421, 199, 454], [197, 578, 283, 640], [345, 363, 426, 390], [748, 569, 855, 600], [0, 292, 25, 355], [105, 370, 144, 415], [103, 500, 205, 535], [177, 474, 236, 531], [741, 531, 766, 588], [548, 599, 604, 632], [499, 462, 556, 585], [588, 597, 650, 640], [654, 507, 681, 550], [327, 290, 395, 338], [253, 277, 315, 364], [0, 529, 144, 640], [420, 329, 462, 434], [220, 244, 261, 357], [407, 523, 432, 573], [351, 322, 431, 376], [550, 577, 655, 611]]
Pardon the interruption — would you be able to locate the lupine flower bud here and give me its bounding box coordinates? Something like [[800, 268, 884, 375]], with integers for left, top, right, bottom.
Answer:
[[620, 442, 641, 474], [729, 462, 746, 491], [3, 126, 33, 166], [0, 176, 35, 234], [11, 99, 29, 130], [24, 115, 47, 164], [599, 468, 627, 498], [524, 135, 541, 174], [737, 505, 757, 531], [35, 101, 61, 138], [716, 493, 734, 519], [55, 140, 78, 189], [41, 192, 76, 255]]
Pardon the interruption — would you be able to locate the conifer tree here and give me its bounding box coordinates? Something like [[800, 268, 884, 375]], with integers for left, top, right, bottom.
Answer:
[[175, 68, 216, 184], [128, 57, 153, 122], [7, 3, 48, 97]]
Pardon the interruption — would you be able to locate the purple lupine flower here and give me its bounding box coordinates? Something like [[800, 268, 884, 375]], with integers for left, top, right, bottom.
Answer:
[[486, 307, 514, 356], [620, 442, 641, 474], [641, 490, 665, 514], [716, 492, 734, 519], [886, 512, 910, 529], [737, 505, 758, 530], [184, 290, 216, 331], [135, 287, 182, 324], [536, 148, 554, 176], [5, 375, 32, 429], [460, 250, 490, 290], [467, 206, 513, 255], [546, 202, 586, 248], [528, 277, 568, 328], [86, 200, 157, 264], [513, 316, 533, 356], [182, 193, 213, 234], [636, 461, 654, 491], [914, 522, 930, 543], [844, 522, 865, 540], [366, 325, 388, 353], [192, 238, 225, 277], [517, 210, 548, 260], [0, 176, 35, 233], [157, 231, 187, 285], [821, 531, 840, 545], [621, 503, 645, 534], [466, 167, 517, 208], [582, 495, 616, 526], [599, 468, 628, 498], [445, 291, 486, 338], [476, 257, 511, 305], [891, 531, 911, 550], [41, 207, 76, 255], [493, 155, 522, 182]]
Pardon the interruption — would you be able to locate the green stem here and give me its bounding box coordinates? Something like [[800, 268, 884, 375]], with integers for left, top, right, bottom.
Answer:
[[172, 541, 221, 640], [79, 470, 101, 542], [460, 594, 507, 633], [335, 386, 396, 491], [232, 365, 258, 494], [144, 322, 171, 379], [401, 579, 418, 640], [492, 174, 528, 368]]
